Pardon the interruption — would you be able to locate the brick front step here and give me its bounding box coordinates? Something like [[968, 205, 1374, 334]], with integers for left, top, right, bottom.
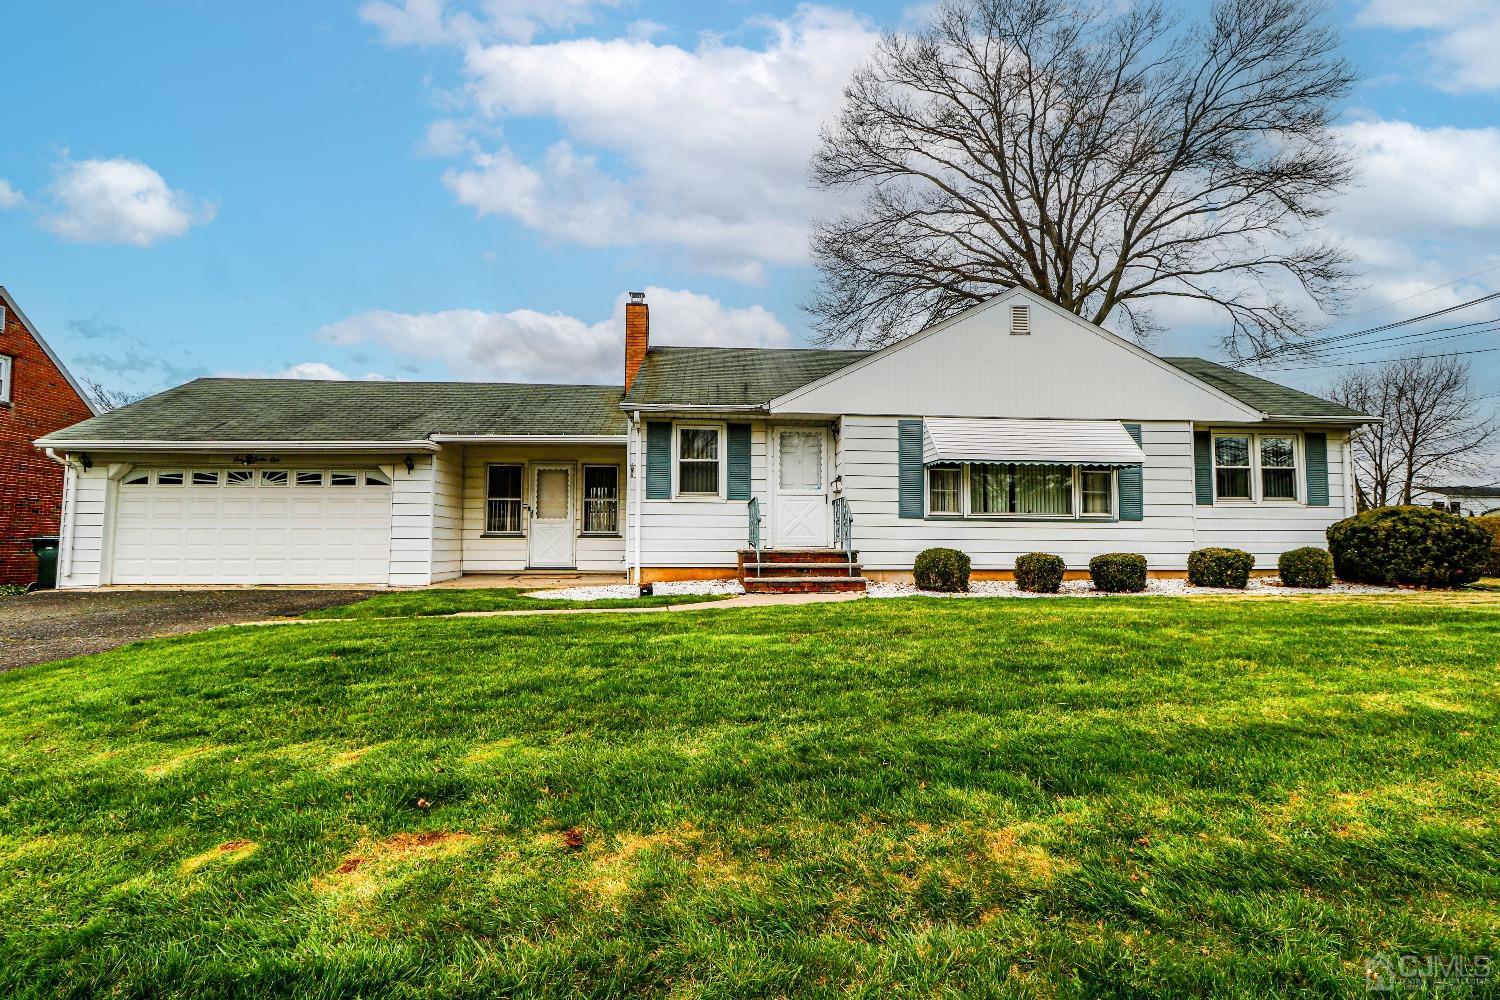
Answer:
[[742, 561, 862, 576], [743, 576, 869, 594], [737, 548, 859, 566]]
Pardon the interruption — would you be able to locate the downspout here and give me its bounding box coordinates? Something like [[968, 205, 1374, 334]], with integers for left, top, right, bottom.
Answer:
[[44, 448, 75, 584], [630, 411, 643, 585]]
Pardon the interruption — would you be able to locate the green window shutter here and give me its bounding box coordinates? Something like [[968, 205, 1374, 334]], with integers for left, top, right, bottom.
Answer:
[[1305, 432, 1329, 506], [1118, 422, 1144, 521], [1193, 430, 1214, 505], [898, 419, 924, 519], [646, 421, 671, 500], [727, 423, 751, 501]]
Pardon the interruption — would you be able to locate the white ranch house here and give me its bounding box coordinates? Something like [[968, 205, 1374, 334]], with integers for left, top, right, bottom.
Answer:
[[37, 289, 1371, 591]]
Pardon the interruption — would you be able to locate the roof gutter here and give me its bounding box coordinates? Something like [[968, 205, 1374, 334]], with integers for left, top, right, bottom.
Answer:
[[1261, 414, 1380, 425], [428, 434, 626, 444], [33, 438, 443, 452], [620, 403, 767, 413]]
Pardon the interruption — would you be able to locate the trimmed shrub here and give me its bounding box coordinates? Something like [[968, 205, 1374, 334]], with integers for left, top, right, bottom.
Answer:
[[1326, 505, 1489, 588], [1187, 547, 1255, 589], [1014, 552, 1065, 593], [1278, 546, 1334, 588], [914, 547, 971, 592], [1474, 515, 1500, 577], [1089, 553, 1147, 593]]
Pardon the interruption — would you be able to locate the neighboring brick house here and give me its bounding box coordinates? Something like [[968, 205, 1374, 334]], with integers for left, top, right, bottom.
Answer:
[[0, 287, 97, 585]]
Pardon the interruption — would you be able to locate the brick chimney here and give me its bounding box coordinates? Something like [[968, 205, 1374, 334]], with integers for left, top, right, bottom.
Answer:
[[624, 291, 648, 392]]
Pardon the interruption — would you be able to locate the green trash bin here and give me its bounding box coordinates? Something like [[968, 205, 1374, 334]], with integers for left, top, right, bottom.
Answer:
[[31, 536, 59, 591]]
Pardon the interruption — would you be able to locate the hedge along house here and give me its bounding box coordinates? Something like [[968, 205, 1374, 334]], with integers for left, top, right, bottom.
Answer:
[[37, 288, 1371, 590]]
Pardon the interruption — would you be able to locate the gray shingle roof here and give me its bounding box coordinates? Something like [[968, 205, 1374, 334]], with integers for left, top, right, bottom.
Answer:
[[624, 346, 871, 407], [41, 378, 627, 443], [1161, 357, 1369, 420]]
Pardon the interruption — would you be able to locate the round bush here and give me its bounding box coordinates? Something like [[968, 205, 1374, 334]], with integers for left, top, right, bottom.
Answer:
[[913, 547, 971, 592], [1014, 552, 1065, 593], [1326, 505, 1489, 588], [1089, 552, 1147, 593], [1473, 515, 1500, 577], [1187, 547, 1255, 589], [1277, 546, 1334, 588]]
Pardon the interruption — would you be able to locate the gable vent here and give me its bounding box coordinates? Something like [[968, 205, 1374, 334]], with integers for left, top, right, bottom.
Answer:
[[1010, 303, 1030, 335]]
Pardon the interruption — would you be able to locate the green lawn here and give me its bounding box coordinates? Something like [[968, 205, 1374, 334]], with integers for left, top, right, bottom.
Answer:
[[2, 595, 1498, 998], [303, 586, 731, 619]]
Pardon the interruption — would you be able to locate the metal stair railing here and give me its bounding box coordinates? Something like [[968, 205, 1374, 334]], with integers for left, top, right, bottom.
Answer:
[[747, 496, 763, 579], [832, 496, 854, 578]]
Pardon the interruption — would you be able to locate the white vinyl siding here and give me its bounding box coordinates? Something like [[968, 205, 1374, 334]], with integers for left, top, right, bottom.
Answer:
[[459, 444, 628, 573], [1195, 429, 1350, 567], [637, 419, 770, 570], [842, 416, 1195, 571]]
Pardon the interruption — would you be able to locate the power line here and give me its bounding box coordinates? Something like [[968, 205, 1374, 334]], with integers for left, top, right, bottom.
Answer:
[[1235, 290, 1500, 368], [1300, 322, 1500, 361], [1334, 263, 1500, 324], [1255, 345, 1500, 372]]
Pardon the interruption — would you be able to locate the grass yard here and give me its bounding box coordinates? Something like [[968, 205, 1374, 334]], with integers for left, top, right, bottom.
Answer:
[[2, 594, 1498, 997], [303, 586, 732, 619]]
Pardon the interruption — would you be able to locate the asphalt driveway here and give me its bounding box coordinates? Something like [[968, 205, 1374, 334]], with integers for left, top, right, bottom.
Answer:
[[0, 589, 376, 671]]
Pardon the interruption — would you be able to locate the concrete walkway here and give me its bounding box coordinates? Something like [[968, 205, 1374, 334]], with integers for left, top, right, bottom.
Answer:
[[244, 589, 866, 626]]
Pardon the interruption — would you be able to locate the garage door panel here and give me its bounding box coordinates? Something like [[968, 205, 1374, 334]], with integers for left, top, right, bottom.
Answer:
[[112, 472, 392, 584]]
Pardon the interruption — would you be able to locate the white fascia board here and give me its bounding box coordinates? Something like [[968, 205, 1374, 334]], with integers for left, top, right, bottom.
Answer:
[[33, 438, 442, 452], [0, 286, 100, 416], [765, 288, 1265, 421]]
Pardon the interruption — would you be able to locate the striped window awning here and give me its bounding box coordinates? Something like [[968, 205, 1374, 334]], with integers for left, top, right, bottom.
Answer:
[[921, 417, 1146, 467]]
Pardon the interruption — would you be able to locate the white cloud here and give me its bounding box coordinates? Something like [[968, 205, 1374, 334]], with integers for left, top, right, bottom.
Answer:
[[361, 0, 614, 46], [318, 286, 792, 383], [43, 157, 215, 246], [1332, 120, 1500, 239], [265, 361, 394, 381], [1358, 0, 1500, 92], [0, 180, 23, 209], [418, 6, 879, 281]]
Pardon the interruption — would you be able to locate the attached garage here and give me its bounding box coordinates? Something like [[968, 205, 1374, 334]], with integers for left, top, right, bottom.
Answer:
[[110, 466, 393, 585]]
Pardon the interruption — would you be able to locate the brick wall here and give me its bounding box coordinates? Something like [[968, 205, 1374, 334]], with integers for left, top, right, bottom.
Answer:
[[0, 302, 95, 585]]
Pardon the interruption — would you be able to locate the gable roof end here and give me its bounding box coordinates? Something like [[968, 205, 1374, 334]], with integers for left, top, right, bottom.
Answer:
[[0, 286, 99, 416]]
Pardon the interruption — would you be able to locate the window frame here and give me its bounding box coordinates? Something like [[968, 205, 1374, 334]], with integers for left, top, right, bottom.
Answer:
[[484, 462, 525, 536], [580, 463, 622, 536], [925, 463, 1117, 520], [1212, 431, 1302, 505], [672, 422, 727, 500], [0, 354, 12, 403]]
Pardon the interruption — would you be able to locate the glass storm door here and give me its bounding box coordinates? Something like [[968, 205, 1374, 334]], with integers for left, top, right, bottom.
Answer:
[[772, 429, 830, 548], [527, 465, 575, 568]]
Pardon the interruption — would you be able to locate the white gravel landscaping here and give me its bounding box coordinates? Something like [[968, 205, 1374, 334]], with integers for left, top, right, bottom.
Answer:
[[866, 577, 1400, 599], [529, 580, 746, 601]]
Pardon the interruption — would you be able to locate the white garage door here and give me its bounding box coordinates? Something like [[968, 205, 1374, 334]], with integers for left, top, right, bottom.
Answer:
[[112, 467, 393, 584]]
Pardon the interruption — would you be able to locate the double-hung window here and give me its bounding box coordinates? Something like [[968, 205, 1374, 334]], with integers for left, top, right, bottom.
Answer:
[[582, 465, 620, 534], [676, 426, 722, 497], [1213, 432, 1300, 503], [0, 355, 12, 403], [928, 464, 1113, 518], [486, 464, 523, 534]]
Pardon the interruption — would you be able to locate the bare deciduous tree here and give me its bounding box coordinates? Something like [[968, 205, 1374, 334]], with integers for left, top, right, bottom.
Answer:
[[808, 0, 1356, 353], [1330, 356, 1497, 509], [81, 377, 148, 412]]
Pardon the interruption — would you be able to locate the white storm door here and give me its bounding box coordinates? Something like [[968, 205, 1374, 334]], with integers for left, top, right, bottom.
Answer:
[[527, 464, 575, 568], [772, 428, 830, 548]]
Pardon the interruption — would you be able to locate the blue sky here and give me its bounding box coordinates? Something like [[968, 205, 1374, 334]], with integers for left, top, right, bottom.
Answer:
[[3, 0, 1498, 401]]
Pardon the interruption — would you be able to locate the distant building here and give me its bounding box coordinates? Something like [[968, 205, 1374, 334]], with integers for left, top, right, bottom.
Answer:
[[1412, 485, 1500, 518]]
